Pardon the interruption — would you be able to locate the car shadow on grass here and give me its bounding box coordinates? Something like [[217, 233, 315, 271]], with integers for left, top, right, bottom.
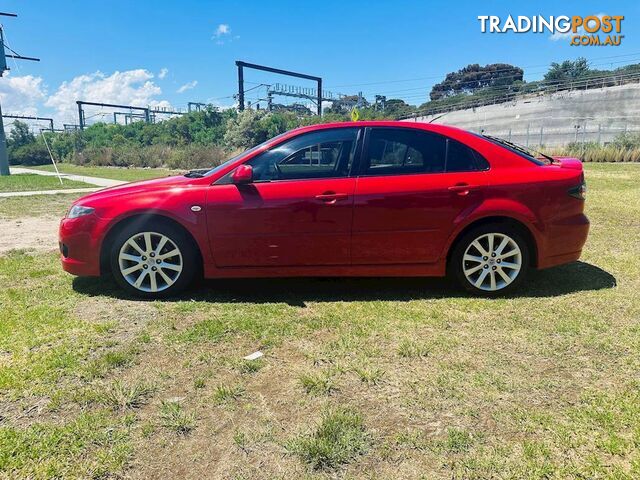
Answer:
[[72, 261, 616, 306]]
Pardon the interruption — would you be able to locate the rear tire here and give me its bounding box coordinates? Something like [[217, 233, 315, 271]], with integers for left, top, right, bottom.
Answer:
[[110, 221, 197, 298], [449, 223, 530, 296]]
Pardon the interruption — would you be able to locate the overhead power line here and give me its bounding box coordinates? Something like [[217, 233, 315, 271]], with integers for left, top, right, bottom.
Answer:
[[326, 51, 640, 90]]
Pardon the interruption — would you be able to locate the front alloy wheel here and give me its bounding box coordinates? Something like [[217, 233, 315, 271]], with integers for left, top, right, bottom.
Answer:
[[110, 221, 197, 298], [118, 232, 183, 293]]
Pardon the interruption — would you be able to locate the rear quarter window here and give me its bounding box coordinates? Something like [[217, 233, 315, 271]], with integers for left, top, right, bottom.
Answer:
[[446, 139, 489, 172]]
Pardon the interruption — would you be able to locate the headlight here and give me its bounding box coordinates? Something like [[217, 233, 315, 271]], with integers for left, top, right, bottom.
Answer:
[[67, 205, 95, 219]]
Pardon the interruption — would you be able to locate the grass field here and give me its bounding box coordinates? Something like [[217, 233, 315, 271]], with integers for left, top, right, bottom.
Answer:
[[0, 174, 93, 193], [0, 193, 79, 219], [0, 163, 639, 479], [23, 164, 180, 182]]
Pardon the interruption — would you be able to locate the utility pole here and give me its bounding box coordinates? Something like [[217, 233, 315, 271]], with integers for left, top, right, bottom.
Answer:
[[0, 12, 40, 176], [0, 102, 8, 176]]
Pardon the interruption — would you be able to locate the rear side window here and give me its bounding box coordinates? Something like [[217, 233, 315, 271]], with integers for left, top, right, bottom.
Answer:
[[362, 128, 486, 176], [363, 128, 446, 175]]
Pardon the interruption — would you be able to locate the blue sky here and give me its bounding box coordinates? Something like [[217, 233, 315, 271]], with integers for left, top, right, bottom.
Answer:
[[1, 0, 639, 126]]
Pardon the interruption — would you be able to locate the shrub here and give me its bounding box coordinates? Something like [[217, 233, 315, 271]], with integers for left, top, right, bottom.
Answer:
[[545, 142, 640, 163], [8, 141, 51, 166], [67, 144, 232, 170], [612, 132, 640, 149], [164, 145, 229, 170]]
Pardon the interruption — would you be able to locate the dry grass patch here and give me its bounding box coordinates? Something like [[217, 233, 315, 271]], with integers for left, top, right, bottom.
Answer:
[[0, 163, 639, 478], [101, 379, 155, 411], [287, 407, 370, 471], [159, 400, 196, 435]]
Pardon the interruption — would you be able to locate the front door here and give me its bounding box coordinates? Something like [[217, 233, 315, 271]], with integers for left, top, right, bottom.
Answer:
[[206, 127, 361, 267], [352, 127, 488, 265]]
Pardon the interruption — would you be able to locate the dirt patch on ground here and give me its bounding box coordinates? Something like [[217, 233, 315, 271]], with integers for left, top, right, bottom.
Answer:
[[0, 216, 60, 254]]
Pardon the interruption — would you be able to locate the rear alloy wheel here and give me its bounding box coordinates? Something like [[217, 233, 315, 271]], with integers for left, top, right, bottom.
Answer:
[[110, 223, 197, 298], [451, 225, 530, 295]]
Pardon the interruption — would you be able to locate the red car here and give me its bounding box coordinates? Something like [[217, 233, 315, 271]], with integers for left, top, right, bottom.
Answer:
[[59, 121, 589, 298]]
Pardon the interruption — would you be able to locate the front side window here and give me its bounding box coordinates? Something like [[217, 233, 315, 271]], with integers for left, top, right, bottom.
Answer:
[[362, 128, 485, 176], [246, 128, 359, 181]]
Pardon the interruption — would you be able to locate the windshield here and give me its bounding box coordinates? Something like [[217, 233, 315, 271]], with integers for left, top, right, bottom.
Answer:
[[480, 134, 553, 166], [204, 131, 291, 176]]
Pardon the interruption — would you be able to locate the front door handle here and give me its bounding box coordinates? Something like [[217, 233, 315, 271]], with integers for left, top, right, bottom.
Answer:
[[448, 184, 479, 196], [315, 192, 349, 204]]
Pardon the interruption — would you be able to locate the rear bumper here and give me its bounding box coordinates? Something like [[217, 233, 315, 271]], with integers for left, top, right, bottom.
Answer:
[[59, 215, 103, 277], [537, 213, 590, 269]]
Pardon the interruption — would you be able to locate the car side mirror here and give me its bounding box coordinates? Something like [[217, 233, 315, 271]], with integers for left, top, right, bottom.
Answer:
[[231, 164, 253, 184]]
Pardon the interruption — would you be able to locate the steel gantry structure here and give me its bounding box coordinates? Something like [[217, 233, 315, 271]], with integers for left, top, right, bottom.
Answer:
[[2, 114, 54, 132], [236, 61, 323, 116], [188, 102, 208, 112], [76, 101, 187, 129]]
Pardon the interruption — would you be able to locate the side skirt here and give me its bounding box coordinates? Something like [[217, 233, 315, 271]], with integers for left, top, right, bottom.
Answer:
[[203, 262, 445, 279]]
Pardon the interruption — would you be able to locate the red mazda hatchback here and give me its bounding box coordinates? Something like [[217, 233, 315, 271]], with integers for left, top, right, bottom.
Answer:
[[59, 121, 589, 298]]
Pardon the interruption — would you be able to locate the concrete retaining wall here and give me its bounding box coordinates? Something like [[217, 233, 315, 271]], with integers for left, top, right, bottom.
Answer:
[[405, 82, 640, 147]]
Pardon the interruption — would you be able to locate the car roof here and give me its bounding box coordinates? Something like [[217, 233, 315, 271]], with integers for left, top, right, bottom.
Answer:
[[275, 121, 527, 170], [289, 120, 468, 137]]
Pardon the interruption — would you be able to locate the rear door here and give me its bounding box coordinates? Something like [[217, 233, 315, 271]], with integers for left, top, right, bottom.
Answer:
[[206, 128, 361, 267], [352, 127, 488, 265]]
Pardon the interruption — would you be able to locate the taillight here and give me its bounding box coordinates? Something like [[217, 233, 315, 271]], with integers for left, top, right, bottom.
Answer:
[[568, 182, 587, 200]]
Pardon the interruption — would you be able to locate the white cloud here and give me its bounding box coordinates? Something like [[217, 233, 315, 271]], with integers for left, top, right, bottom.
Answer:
[[45, 69, 168, 122], [550, 13, 606, 41], [0, 73, 47, 117], [214, 24, 230, 37], [212, 23, 234, 44], [177, 80, 198, 93], [158, 67, 169, 79]]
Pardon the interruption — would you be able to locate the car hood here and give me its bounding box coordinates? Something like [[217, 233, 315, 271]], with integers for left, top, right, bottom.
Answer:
[[73, 174, 200, 205]]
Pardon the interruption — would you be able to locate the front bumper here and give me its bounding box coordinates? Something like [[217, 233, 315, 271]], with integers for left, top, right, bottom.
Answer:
[[59, 214, 104, 276]]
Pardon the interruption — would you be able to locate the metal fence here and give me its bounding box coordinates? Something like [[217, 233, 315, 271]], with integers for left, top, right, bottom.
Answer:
[[467, 121, 640, 148]]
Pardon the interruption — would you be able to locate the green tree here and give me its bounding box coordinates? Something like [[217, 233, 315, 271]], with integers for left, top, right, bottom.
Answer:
[[7, 121, 35, 149], [382, 99, 416, 118], [544, 58, 590, 84]]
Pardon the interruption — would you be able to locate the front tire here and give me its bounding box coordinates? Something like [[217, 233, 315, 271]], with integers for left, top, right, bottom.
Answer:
[[110, 222, 197, 298], [450, 224, 530, 296]]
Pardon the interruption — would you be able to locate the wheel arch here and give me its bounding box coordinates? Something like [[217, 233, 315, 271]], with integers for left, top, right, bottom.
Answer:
[[99, 213, 203, 275], [445, 215, 539, 270]]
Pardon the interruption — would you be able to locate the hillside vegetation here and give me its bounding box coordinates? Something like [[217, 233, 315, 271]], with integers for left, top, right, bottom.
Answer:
[[6, 58, 640, 170]]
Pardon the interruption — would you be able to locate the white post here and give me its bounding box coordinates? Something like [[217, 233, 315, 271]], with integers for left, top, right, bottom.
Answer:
[[41, 132, 63, 185]]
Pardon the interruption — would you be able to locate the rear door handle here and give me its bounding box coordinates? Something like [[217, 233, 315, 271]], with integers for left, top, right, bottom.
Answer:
[[315, 192, 349, 203], [448, 184, 479, 196]]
